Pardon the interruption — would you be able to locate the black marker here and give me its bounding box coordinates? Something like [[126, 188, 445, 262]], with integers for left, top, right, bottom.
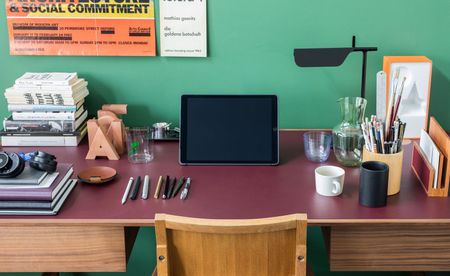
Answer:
[[163, 175, 170, 199], [172, 177, 185, 198], [167, 177, 177, 199], [130, 176, 141, 200]]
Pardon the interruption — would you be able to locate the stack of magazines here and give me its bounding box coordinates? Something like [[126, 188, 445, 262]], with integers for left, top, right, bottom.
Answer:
[[0, 163, 76, 215], [1, 72, 89, 146]]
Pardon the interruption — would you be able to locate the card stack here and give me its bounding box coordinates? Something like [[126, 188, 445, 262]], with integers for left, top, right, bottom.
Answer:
[[0, 163, 77, 215], [1, 72, 89, 146]]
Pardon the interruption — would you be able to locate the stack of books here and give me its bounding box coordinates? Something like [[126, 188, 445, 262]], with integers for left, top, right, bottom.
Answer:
[[1, 72, 89, 146], [0, 163, 76, 215]]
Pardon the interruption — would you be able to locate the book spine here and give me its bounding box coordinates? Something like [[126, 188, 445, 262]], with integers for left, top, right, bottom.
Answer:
[[15, 80, 74, 86], [6, 91, 75, 97], [0, 136, 81, 147], [5, 88, 87, 105], [0, 201, 52, 209], [0, 131, 80, 137], [12, 112, 76, 121], [15, 74, 78, 86], [12, 79, 87, 92], [4, 117, 77, 132], [6, 83, 86, 96], [6, 99, 77, 105], [8, 105, 78, 112], [0, 190, 52, 201]]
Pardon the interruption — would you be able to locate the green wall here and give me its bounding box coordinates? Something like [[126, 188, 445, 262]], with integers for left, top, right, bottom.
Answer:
[[1, 0, 449, 129], [1, 1, 449, 275]]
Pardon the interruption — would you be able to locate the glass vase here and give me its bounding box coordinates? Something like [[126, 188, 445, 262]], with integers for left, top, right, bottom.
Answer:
[[332, 97, 367, 167]]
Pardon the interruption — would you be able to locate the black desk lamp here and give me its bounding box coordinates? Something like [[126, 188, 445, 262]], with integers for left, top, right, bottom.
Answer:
[[294, 36, 377, 98]]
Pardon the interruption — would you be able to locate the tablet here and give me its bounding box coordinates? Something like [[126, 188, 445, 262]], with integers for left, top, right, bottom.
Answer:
[[180, 95, 279, 165]]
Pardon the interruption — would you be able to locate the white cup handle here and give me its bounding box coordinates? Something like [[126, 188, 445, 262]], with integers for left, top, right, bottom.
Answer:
[[332, 180, 341, 195]]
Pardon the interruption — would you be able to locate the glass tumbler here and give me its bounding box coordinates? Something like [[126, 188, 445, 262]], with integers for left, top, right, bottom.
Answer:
[[126, 127, 154, 163], [303, 131, 332, 162]]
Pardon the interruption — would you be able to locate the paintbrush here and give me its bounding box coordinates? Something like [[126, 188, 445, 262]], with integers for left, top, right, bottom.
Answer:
[[391, 76, 407, 123], [385, 69, 400, 137]]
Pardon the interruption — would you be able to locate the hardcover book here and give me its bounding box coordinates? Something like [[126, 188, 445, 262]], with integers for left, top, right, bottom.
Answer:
[[0, 178, 75, 210], [0, 179, 77, 215], [0, 166, 47, 186], [0, 163, 73, 201]]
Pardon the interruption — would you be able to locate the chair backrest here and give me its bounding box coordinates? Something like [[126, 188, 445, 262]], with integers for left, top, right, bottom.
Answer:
[[155, 213, 307, 276]]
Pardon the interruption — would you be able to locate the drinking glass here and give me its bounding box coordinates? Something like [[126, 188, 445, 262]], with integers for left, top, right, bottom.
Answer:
[[303, 131, 332, 162], [126, 127, 154, 163]]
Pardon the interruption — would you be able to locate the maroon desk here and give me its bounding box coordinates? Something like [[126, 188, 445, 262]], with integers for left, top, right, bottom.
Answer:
[[1, 130, 450, 272]]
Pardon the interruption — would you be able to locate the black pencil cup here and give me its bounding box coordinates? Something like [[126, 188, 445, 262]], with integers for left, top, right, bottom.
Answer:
[[359, 161, 389, 208]]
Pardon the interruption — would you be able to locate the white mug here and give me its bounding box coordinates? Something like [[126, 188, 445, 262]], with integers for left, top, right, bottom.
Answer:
[[314, 166, 345, 196]]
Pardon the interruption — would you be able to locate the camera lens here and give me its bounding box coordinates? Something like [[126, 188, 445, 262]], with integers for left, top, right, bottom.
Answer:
[[0, 152, 11, 170]]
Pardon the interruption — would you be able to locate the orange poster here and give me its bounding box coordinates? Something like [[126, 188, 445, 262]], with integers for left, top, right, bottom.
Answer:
[[6, 0, 156, 56]]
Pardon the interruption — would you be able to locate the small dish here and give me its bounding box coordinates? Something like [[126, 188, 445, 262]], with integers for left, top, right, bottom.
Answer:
[[77, 166, 117, 184]]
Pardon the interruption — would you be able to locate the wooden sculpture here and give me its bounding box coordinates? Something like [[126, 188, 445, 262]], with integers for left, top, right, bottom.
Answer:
[[85, 104, 128, 160]]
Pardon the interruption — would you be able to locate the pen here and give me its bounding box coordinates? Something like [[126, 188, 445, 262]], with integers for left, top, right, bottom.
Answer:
[[121, 177, 134, 205], [180, 177, 191, 200], [130, 176, 141, 200], [379, 122, 385, 154], [172, 177, 185, 198], [375, 125, 381, 153], [370, 125, 377, 153], [167, 177, 177, 199], [163, 175, 170, 199], [142, 175, 150, 199], [154, 176, 163, 199]]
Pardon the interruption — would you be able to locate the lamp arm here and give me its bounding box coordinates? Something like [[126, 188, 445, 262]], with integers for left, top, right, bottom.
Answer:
[[355, 47, 378, 99], [361, 51, 368, 99]]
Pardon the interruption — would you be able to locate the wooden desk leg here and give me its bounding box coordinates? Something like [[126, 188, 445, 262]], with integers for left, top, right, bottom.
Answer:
[[125, 227, 140, 264]]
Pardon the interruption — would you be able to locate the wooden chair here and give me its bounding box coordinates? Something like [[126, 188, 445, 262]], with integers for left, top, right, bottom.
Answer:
[[154, 213, 308, 276]]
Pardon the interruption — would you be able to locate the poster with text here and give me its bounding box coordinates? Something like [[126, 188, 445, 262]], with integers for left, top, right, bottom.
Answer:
[[160, 0, 207, 57], [6, 0, 156, 56]]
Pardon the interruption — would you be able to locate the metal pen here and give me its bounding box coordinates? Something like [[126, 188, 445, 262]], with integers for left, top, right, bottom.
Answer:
[[142, 175, 150, 199], [180, 177, 191, 200], [121, 177, 134, 205]]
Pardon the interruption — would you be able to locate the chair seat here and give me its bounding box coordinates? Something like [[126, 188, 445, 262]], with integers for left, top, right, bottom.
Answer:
[[152, 266, 315, 276]]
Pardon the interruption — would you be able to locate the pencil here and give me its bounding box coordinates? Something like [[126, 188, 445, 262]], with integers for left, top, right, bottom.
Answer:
[[154, 176, 163, 199]]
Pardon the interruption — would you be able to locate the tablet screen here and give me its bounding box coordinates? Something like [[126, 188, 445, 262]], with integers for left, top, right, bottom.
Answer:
[[180, 95, 279, 165]]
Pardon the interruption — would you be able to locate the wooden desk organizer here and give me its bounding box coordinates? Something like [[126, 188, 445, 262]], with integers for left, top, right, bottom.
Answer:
[[411, 117, 449, 197], [86, 104, 128, 161]]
